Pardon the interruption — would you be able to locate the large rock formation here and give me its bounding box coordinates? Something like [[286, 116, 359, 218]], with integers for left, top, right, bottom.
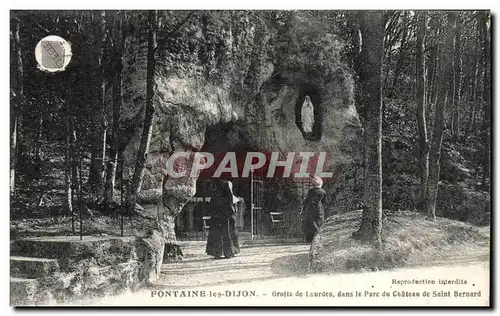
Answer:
[[10, 234, 165, 305], [119, 11, 362, 253]]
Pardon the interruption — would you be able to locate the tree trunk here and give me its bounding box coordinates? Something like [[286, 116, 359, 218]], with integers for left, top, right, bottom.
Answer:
[[479, 11, 490, 189], [426, 12, 456, 220], [88, 11, 107, 200], [427, 43, 439, 133], [465, 32, 481, 140], [415, 11, 429, 213], [468, 29, 482, 137], [70, 120, 80, 200], [352, 11, 384, 247], [451, 15, 462, 139], [34, 115, 43, 160], [11, 114, 18, 195], [126, 10, 158, 212], [11, 19, 23, 195], [432, 47, 442, 109], [469, 56, 477, 104], [104, 75, 120, 211], [426, 43, 437, 106], [88, 95, 106, 199], [11, 116, 18, 194], [390, 18, 409, 97], [349, 14, 364, 120], [427, 17, 442, 112], [65, 125, 74, 232], [104, 11, 125, 211]]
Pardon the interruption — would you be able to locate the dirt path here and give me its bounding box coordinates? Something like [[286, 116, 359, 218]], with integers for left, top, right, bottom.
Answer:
[[86, 243, 489, 306], [154, 243, 311, 289]]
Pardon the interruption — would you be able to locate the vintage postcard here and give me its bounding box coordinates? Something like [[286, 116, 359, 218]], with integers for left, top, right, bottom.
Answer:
[[9, 9, 491, 307]]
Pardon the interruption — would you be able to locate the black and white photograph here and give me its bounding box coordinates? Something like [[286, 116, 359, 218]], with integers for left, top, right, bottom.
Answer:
[[9, 9, 491, 307]]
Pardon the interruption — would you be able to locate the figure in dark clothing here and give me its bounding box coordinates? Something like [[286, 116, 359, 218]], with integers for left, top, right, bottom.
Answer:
[[302, 176, 326, 243], [206, 180, 240, 259]]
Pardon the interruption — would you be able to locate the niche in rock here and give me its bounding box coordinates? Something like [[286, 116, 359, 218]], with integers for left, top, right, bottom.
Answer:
[[295, 86, 322, 141], [301, 96, 314, 133]]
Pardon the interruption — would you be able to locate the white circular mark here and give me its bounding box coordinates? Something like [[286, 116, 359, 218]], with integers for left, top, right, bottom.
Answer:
[[34, 35, 72, 72]]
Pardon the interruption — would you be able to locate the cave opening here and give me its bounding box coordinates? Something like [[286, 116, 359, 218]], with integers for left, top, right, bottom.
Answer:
[[196, 121, 255, 209], [175, 121, 256, 240], [295, 85, 323, 141], [174, 121, 309, 241]]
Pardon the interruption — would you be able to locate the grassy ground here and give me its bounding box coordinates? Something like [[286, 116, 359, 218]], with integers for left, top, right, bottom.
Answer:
[[310, 210, 490, 272]]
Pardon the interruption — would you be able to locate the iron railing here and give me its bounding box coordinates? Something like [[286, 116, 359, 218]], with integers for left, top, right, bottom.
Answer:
[[70, 153, 127, 239], [175, 176, 312, 243]]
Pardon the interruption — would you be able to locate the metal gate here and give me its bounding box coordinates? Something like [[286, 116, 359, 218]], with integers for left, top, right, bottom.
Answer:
[[250, 170, 263, 240], [250, 171, 312, 242], [176, 175, 313, 243]]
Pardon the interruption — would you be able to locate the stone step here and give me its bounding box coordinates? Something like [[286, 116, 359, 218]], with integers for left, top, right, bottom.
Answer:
[[10, 277, 38, 306], [11, 236, 136, 270], [10, 256, 59, 279]]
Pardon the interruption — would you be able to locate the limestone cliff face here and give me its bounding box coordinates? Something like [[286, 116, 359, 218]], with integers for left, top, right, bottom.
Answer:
[[119, 11, 362, 243]]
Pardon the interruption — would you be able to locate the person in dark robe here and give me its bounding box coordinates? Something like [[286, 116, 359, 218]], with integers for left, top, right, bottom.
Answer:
[[206, 180, 240, 259], [302, 176, 326, 243]]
